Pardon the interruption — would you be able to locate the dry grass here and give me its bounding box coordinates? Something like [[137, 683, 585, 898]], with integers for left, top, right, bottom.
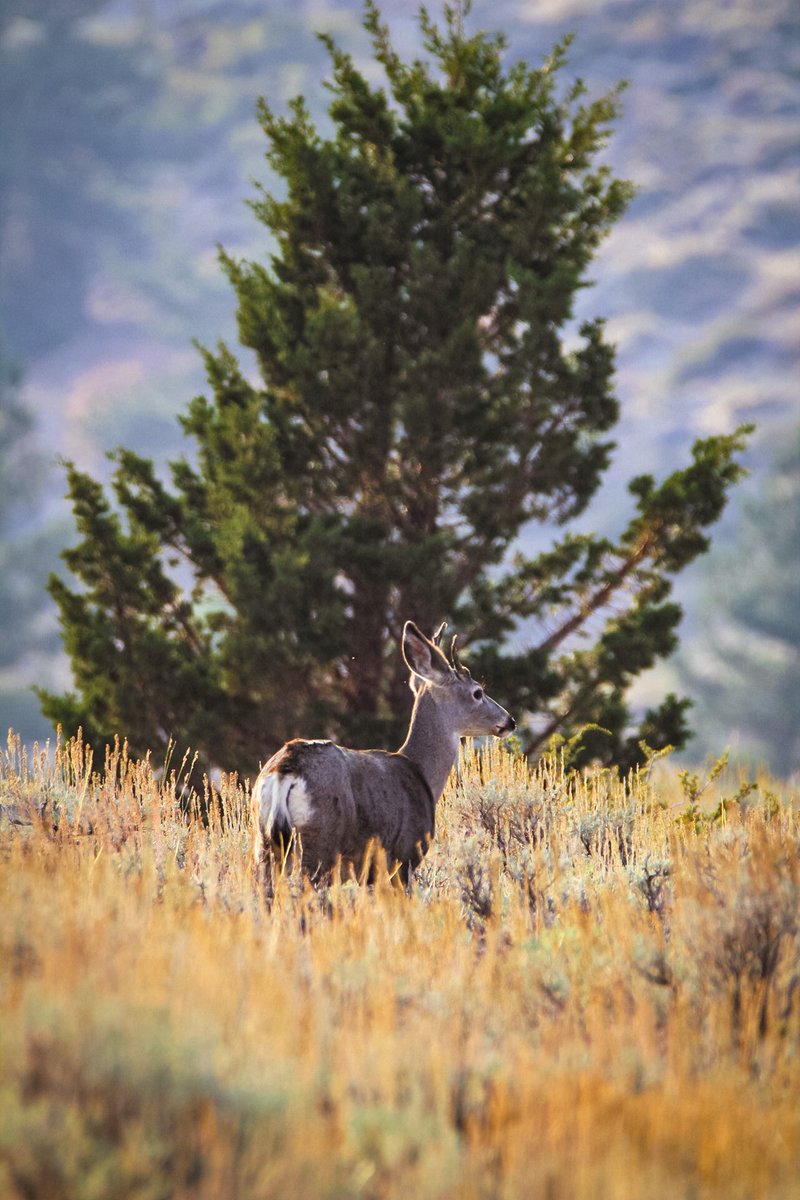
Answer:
[[1, 732, 799, 1199]]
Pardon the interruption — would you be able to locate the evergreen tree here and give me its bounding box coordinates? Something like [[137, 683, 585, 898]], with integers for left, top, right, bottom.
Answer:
[[41, 4, 750, 775]]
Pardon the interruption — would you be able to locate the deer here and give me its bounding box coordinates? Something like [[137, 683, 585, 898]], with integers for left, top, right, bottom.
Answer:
[[252, 620, 516, 884]]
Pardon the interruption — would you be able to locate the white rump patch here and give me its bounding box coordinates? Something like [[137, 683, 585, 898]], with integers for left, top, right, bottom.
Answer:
[[254, 772, 314, 839], [286, 776, 314, 825]]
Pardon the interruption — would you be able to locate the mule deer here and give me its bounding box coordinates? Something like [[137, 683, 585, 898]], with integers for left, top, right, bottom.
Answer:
[[252, 621, 515, 882]]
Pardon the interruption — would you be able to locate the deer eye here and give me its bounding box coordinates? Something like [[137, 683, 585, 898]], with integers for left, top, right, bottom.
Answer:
[[472, 687, 483, 701]]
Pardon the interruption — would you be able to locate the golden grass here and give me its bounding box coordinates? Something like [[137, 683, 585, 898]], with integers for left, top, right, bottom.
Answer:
[[1, 732, 798, 1199]]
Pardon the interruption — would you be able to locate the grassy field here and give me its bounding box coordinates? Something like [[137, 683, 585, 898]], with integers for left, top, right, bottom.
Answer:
[[1, 732, 798, 1199]]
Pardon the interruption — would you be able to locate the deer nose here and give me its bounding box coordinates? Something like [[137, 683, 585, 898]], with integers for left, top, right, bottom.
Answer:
[[497, 716, 516, 735]]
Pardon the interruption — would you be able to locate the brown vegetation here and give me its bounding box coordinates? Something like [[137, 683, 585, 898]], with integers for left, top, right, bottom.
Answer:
[[1, 733, 798, 1198]]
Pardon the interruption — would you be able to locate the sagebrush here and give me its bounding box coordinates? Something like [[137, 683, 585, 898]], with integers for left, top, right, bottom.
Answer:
[[1, 732, 798, 1199]]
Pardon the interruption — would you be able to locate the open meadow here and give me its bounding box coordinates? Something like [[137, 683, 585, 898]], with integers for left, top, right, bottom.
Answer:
[[1, 733, 798, 1199]]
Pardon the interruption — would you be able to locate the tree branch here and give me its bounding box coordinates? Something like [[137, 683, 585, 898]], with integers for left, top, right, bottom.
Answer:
[[535, 535, 652, 656]]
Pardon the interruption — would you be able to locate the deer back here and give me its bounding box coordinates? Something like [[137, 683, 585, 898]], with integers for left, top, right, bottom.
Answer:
[[253, 738, 435, 877]]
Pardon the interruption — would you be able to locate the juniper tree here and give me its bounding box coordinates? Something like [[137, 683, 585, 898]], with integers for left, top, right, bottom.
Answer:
[[41, 3, 749, 774]]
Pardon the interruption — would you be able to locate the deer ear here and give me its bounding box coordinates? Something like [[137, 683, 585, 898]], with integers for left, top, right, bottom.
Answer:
[[402, 621, 452, 685]]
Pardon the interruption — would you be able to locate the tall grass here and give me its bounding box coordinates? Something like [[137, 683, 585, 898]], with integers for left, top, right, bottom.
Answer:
[[1, 732, 798, 1199]]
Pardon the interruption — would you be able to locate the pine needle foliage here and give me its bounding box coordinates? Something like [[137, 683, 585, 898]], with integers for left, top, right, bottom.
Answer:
[[41, 3, 749, 773]]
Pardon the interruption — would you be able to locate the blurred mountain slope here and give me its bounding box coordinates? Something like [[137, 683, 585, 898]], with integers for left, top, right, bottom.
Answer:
[[0, 0, 797, 766]]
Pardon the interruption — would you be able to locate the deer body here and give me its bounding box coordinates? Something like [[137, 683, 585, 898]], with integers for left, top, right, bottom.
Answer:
[[253, 622, 515, 881]]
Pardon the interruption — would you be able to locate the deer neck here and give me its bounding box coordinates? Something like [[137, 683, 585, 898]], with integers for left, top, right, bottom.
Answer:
[[399, 689, 460, 802]]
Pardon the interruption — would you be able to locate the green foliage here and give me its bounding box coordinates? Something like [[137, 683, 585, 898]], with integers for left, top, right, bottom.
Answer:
[[41, 464, 227, 767], [43, 5, 749, 774], [677, 752, 762, 830]]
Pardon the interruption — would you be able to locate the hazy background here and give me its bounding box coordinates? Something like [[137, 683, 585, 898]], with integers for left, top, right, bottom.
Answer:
[[1, 0, 797, 771]]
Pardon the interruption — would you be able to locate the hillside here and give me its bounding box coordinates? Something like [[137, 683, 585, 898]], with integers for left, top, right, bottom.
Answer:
[[1, 737, 798, 1197], [0, 0, 797, 761]]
